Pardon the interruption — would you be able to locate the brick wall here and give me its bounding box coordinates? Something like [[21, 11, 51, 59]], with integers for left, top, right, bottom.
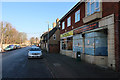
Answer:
[[60, 2, 85, 34], [49, 44, 60, 53], [60, 2, 120, 71], [49, 29, 60, 53]]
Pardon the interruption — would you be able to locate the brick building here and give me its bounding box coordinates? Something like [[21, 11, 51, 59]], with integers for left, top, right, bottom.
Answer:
[[40, 18, 60, 53], [59, 1, 120, 71]]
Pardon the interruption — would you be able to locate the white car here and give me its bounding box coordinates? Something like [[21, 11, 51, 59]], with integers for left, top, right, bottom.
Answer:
[[28, 47, 43, 59], [0, 47, 2, 52]]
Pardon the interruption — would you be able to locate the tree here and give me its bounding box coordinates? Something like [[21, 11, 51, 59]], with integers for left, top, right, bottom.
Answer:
[[0, 21, 28, 48], [35, 37, 39, 44], [30, 37, 35, 45], [19, 32, 27, 44], [0, 22, 4, 51]]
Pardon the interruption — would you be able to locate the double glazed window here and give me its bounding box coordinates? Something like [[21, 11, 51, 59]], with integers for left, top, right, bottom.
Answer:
[[67, 17, 71, 27], [87, 0, 100, 16], [75, 10, 80, 23], [62, 22, 65, 29]]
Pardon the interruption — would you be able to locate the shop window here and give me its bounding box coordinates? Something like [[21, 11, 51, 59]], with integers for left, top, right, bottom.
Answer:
[[67, 37, 73, 50], [61, 37, 73, 50], [84, 30, 108, 56], [62, 41, 66, 50], [87, 0, 100, 16], [85, 36, 94, 55], [73, 34, 83, 53]]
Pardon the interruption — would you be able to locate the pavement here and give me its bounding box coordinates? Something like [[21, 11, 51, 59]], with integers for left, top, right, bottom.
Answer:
[[1, 47, 120, 80], [43, 52, 120, 78]]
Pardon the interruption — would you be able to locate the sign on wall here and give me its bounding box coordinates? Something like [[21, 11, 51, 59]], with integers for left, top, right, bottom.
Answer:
[[61, 30, 73, 38], [74, 22, 99, 34]]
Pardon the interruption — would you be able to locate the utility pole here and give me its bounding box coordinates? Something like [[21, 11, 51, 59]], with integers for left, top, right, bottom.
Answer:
[[47, 22, 49, 53]]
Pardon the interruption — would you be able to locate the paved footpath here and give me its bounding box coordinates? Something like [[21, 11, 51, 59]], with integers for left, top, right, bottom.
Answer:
[[44, 52, 120, 78]]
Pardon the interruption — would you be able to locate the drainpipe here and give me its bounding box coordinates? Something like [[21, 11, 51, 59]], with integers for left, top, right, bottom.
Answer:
[[115, 1, 120, 72], [118, 1, 120, 72]]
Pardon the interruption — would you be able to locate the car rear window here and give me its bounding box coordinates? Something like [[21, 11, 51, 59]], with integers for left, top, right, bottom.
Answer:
[[30, 48, 41, 51]]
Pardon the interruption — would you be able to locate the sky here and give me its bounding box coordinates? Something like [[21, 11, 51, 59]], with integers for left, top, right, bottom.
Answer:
[[2, 2, 77, 40]]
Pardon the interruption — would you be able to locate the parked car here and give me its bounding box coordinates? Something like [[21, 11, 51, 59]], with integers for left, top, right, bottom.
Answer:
[[0, 47, 2, 52], [4, 45, 16, 51], [28, 47, 42, 59], [15, 45, 21, 49]]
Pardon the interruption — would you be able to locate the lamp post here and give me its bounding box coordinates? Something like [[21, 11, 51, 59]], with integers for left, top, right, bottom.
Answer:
[[47, 22, 49, 53]]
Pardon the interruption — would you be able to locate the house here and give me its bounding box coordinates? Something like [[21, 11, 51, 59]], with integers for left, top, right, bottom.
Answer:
[[40, 18, 60, 53], [59, 0, 120, 71]]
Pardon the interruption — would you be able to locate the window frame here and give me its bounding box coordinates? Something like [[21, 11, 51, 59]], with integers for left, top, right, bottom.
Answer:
[[62, 21, 65, 30], [53, 34, 56, 40], [67, 16, 71, 27], [87, 0, 100, 16], [75, 9, 80, 23]]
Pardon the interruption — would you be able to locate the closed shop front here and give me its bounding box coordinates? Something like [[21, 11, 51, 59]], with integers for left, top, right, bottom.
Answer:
[[73, 34, 83, 54], [73, 21, 109, 67], [84, 30, 108, 56]]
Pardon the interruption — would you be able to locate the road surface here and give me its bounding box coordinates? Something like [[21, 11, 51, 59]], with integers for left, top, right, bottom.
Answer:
[[1, 47, 120, 79], [2, 47, 52, 79]]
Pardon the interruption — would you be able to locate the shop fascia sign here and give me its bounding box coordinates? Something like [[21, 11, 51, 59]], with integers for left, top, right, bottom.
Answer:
[[74, 22, 99, 34], [61, 30, 73, 38]]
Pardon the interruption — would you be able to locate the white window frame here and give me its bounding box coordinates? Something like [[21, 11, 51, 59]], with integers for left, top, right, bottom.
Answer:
[[53, 34, 56, 40], [67, 17, 71, 27], [87, 0, 100, 16], [75, 9, 80, 23], [62, 21, 65, 30]]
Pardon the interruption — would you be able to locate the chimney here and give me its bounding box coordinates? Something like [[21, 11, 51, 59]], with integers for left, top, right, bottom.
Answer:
[[53, 22, 56, 28], [56, 18, 59, 23], [49, 28, 52, 31], [56, 18, 59, 27]]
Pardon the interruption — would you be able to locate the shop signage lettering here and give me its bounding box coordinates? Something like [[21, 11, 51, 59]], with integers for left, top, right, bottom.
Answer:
[[61, 31, 73, 38], [74, 22, 99, 34]]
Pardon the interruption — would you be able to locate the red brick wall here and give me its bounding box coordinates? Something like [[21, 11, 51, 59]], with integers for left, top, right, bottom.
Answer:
[[60, 2, 85, 34], [60, 2, 120, 71], [102, 2, 120, 71], [49, 44, 60, 53]]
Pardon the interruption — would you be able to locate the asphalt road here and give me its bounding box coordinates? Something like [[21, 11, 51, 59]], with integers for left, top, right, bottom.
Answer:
[[2, 47, 52, 79], [1, 47, 120, 79]]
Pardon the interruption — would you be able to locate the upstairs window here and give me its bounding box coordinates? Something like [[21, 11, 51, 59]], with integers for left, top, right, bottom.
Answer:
[[75, 10, 80, 23], [67, 17, 71, 27], [87, 0, 100, 16], [62, 21, 65, 29]]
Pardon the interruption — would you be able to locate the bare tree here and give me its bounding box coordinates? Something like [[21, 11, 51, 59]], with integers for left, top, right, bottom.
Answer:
[[0, 21, 28, 50], [35, 37, 39, 44], [30, 37, 35, 45], [0, 22, 4, 51]]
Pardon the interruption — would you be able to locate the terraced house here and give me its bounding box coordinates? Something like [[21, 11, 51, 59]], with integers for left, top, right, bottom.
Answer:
[[59, 0, 120, 71]]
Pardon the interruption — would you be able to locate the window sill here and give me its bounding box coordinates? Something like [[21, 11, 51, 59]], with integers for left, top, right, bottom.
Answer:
[[67, 25, 71, 28], [83, 11, 102, 23], [75, 20, 80, 24]]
